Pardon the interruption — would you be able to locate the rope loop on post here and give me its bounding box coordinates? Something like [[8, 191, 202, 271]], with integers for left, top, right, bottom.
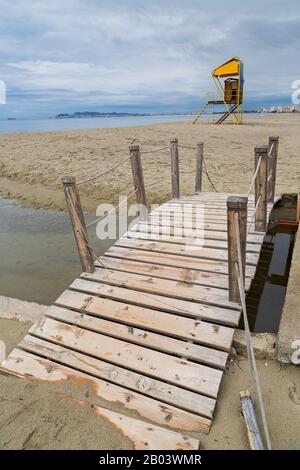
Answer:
[[247, 156, 262, 197]]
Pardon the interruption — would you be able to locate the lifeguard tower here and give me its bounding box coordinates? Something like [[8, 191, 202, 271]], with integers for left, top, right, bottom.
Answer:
[[193, 57, 244, 125]]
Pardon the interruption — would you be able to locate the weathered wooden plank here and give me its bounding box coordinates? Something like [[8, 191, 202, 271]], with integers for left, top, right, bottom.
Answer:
[[30, 317, 223, 398], [53, 293, 233, 354], [95, 255, 251, 291], [147, 215, 264, 236], [115, 237, 259, 266], [151, 209, 270, 226], [134, 221, 264, 245], [163, 199, 256, 207], [16, 335, 216, 418], [176, 193, 256, 200], [81, 267, 238, 312], [106, 245, 256, 279], [240, 390, 264, 450], [155, 204, 256, 218], [92, 405, 200, 450], [70, 278, 241, 327], [1, 348, 211, 433], [125, 229, 261, 254]]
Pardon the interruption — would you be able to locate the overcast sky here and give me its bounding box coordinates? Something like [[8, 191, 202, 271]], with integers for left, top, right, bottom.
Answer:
[[0, 0, 299, 117]]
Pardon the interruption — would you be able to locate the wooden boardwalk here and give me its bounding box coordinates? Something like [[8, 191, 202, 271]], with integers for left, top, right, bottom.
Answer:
[[0, 192, 274, 450]]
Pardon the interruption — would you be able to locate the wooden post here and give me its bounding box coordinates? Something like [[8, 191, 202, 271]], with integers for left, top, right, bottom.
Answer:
[[267, 136, 279, 203], [170, 138, 180, 199], [62, 176, 94, 273], [240, 390, 264, 450], [255, 145, 268, 232], [129, 145, 147, 207], [227, 196, 248, 303], [297, 193, 300, 223], [195, 143, 204, 193]]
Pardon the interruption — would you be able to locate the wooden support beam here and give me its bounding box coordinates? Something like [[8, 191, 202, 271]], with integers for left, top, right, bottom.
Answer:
[[240, 390, 264, 450], [254, 145, 268, 232], [61, 176, 94, 273], [227, 196, 248, 303], [170, 138, 180, 199], [267, 136, 279, 203], [297, 193, 300, 223], [195, 143, 204, 193], [129, 145, 147, 208]]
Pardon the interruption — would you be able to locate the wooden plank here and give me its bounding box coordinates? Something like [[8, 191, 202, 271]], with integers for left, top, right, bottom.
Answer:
[[240, 390, 264, 450], [96, 255, 251, 291], [92, 405, 200, 450], [173, 196, 274, 208], [167, 201, 256, 210], [106, 245, 256, 279], [176, 193, 256, 199], [134, 221, 264, 245], [30, 317, 223, 398], [147, 215, 264, 236], [150, 206, 271, 223], [164, 199, 256, 206], [115, 237, 259, 266], [16, 335, 216, 419], [54, 292, 233, 354], [156, 204, 256, 217], [70, 278, 241, 327], [1, 348, 211, 433], [81, 267, 239, 312], [125, 229, 261, 254]]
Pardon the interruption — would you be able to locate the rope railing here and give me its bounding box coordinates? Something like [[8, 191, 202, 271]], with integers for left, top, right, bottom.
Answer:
[[143, 172, 175, 189], [77, 143, 174, 187], [77, 154, 132, 187], [247, 194, 262, 233], [180, 169, 195, 175], [268, 142, 274, 158], [247, 156, 262, 197], [203, 155, 218, 192], [234, 213, 272, 450], [86, 187, 139, 228], [140, 145, 170, 155], [178, 143, 197, 150]]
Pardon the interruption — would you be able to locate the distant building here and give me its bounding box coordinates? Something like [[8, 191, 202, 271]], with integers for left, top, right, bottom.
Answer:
[[257, 104, 300, 113]]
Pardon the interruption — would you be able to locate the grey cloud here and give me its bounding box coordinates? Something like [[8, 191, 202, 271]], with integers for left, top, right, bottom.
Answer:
[[0, 0, 299, 116]]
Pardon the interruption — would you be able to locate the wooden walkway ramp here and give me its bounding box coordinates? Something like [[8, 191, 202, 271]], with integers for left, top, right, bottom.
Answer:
[[0, 192, 274, 449]]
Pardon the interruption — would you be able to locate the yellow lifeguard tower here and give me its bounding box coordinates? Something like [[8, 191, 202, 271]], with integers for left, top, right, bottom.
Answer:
[[193, 57, 244, 125]]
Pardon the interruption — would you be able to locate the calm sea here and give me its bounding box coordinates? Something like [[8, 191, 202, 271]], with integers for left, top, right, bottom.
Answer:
[[0, 115, 195, 133]]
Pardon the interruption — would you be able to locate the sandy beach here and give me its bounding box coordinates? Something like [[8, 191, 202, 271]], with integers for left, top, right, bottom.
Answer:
[[1, 114, 300, 212]]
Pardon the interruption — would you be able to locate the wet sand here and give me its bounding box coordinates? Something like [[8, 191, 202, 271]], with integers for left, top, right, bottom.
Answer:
[[0, 114, 300, 211]]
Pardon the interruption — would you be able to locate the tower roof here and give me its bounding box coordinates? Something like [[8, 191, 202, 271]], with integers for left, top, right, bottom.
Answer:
[[212, 57, 242, 78]]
